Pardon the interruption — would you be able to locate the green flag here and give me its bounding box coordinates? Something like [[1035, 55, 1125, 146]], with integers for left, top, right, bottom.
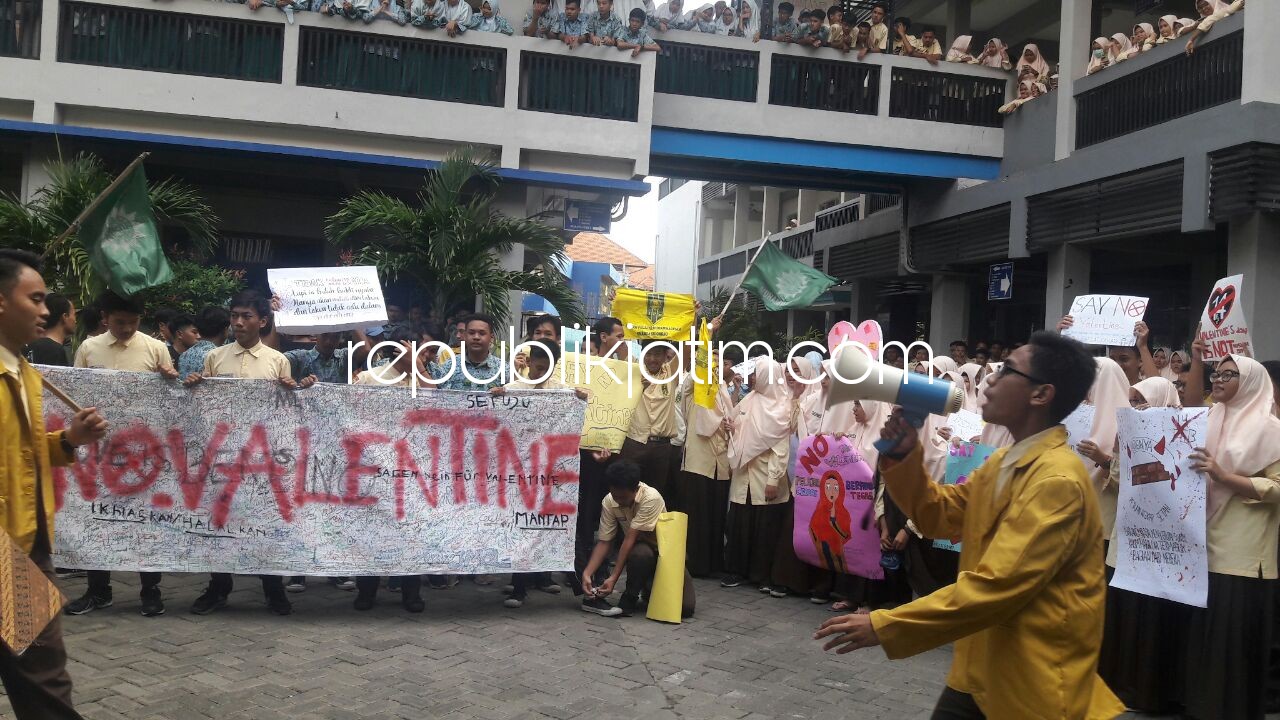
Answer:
[[738, 241, 837, 311], [79, 164, 172, 297]]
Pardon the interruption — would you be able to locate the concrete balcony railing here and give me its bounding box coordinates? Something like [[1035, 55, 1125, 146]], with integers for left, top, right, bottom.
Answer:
[[652, 28, 1011, 159]]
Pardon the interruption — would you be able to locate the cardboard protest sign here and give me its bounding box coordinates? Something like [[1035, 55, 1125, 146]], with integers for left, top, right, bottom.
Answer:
[[791, 434, 882, 579], [268, 266, 388, 334], [946, 409, 985, 443], [42, 368, 583, 575], [828, 319, 883, 358], [1111, 408, 1210, 607], [1062, 294, 1148, 347], [612, 288, 696, 341], [1063, 403, 1097, 470], [1198, 274, 1252, 362], [934, 442, 997, 552], [557, 352, 642, 452]]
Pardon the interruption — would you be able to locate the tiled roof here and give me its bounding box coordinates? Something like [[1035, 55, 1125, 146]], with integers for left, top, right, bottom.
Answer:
[[565, 232, 648, 268], [627, 265, 655, 290]]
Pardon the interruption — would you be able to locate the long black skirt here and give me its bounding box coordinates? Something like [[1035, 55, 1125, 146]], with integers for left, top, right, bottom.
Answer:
[[681, 470, 729, 578], [1098, 583, 1189, 713], [1180, 572, 1276, 720], [770, 500, 823, 594], [905, 537, 959, 597], [724, 498, 787, 586]]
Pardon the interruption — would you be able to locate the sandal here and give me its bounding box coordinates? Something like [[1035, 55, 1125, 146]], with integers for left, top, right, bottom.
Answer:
[[830, 600, 855, 612]]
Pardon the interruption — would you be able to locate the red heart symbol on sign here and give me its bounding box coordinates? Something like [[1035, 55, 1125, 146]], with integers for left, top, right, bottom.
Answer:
[[1207, 285, 1236, 329]]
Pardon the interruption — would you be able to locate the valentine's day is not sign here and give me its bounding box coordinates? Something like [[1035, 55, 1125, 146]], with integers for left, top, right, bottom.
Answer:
[[1198, 274, 1251, 362]]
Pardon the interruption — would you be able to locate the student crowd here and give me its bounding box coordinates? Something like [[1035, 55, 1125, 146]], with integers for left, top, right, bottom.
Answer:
[[8, 236, 1280, 718], [1086, 0, 1245, 77]]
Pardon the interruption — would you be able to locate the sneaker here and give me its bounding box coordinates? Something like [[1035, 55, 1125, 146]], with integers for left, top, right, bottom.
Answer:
[[331, 577, 356, 591], [140, 588, 165, 617], [617, 595, 640, 617], [285, 577, 306, 593], [580, 597, 623, 617], [402, 594, 425, 613], [770, 586, 790, 598], [190, 590, 228, 616], [65, 591, 113, 615], [55, 568, 86, 579], [809, 594, 831, 605], [354, 593, 375, 611], [503, 595, 525, 609], [266, 593, 293, 616], [720, 575, 744, 588], [758, 584, 773, 594], [536, 580, 562, 595]]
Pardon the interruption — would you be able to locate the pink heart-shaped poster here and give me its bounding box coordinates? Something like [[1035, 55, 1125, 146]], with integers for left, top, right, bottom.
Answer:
[[828, 319, 883, 358]]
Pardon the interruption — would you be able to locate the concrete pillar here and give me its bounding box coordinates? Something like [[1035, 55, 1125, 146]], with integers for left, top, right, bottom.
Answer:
[[849, 279, 878, 324], [1243, 0, 1280, 105], [1054, 0, 1092, 161], [1008, 196, 1029, 259], [1044, 243, 1090, 330], [1182, 151, 1212, 233], [732, 186, 752, 247], [762, 187, 782, 235], [946, 0, 971, 46], [928, 275, 970, 352], [1227, 212, 1280, 361], [20, 139, 56, 203], [786, 310, 797, 338], [797, 190, 819, 225]]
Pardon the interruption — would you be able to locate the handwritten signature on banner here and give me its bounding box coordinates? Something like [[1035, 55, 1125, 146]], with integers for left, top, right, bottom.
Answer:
[[41, 367, 585, 575]]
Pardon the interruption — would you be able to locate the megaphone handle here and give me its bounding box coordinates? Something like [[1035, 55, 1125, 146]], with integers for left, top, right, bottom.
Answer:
[[872, 408, 928, 454]]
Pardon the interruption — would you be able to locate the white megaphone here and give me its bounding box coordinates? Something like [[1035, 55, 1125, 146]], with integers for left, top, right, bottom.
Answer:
[[826, 347, 964, 453]]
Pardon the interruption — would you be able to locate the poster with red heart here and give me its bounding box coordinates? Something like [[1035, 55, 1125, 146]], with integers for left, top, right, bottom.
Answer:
[[1197, 274, 1251, 362]]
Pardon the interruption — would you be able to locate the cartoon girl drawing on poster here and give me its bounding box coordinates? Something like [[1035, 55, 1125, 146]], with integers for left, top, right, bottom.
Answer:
[[809, 470, 852, 573]]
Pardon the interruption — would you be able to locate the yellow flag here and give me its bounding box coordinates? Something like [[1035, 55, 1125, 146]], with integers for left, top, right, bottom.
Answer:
[[693, 319, 719, 410], [612, 288, 696, 340]]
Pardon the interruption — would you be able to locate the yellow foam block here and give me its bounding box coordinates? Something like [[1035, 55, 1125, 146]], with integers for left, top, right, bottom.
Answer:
[[647, 511, 688, 624]]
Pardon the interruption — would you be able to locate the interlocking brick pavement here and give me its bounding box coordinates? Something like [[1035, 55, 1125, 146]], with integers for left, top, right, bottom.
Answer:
[[0, 573, 1261, 719]]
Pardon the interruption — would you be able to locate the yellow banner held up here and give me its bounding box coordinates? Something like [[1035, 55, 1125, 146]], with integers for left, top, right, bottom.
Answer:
[[612, 288, 696, 341], [557, 352, 641, 452], [693, 319, 719, 410]]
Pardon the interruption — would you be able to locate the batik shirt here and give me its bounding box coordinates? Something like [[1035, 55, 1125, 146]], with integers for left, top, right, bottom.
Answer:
[[771, 17, 800, 40], [523, 9, 556, 36], [552, 13, 591, 38], [587, 11, 624, 39], [614, 24, 653, 46]]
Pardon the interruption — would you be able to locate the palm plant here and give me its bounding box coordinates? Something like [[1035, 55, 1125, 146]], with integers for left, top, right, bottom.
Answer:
[[325, 148, 586, 328], [0, 152, 219, 306]]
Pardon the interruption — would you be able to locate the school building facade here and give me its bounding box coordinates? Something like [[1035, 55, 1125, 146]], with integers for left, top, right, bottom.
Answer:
[[680, 3, 1280, 361]]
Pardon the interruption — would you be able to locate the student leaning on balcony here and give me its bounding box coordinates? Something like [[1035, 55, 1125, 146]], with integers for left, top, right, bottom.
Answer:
[[1186, 0, 1245, 55]]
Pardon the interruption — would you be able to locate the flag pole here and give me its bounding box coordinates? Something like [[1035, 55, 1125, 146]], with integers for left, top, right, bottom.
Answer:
[[716, 233, 772, 321], [40, 376, 83, 414], [42, 152, 151, 260]]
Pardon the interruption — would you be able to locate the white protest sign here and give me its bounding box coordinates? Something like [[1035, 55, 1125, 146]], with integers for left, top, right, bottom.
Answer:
[[269, 266, 389, 334], [41, 367, 584, 575], [946, 409, 985, 443], [1111, 407, 1210, 607], [1063, 403, 1097, 470], [1198, 274, 1252, 362], [1062, 294, 1148, 347]]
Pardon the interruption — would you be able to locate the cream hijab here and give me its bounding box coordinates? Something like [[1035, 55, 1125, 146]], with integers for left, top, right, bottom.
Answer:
[[791, 356, 823, 437], [958, 362, 983, 413], [976, 372, 1014, 448], [1205, 356, 1280, 518], [975, 38, 1008, 68], [1087, 357, 1131, 488], [728, 357, 792, 471], [1108, 33, 1133, 62], [946, 35, 973, 62], [1156, 14, 1179, 41], [1132, 376, 1182, 409], [919, 357, 961, 482], [1088, 36, 1111, 74], [1016, 43, 1050, 80]]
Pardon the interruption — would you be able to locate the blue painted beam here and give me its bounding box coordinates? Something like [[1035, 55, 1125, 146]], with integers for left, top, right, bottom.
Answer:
[[650, 127, 1000, 181], [0, 119, 653, 196]]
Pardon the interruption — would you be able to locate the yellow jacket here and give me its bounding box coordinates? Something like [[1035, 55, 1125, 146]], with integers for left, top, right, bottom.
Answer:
[[870, 427, 1124, 720], [0, 356, 74, 555]]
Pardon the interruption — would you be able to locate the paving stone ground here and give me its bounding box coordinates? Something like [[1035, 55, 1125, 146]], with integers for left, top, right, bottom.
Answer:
[[1, 573, 1267, 719]]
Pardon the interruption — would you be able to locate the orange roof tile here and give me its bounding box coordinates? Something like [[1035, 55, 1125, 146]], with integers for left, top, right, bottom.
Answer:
[[565, 232, 649, 269], [627, 265, 656, 290]]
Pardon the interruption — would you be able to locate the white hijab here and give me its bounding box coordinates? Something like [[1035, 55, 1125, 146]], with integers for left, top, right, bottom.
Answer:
[[946, 35, 973, 62], [1016, 43, 1050, 81], [476, 0, 502, 31], [975, 38, 1008, 68], [440, 0, 473, 25], [728, 357, 792, 471], [1108, 33, 1133, 63], [1206, 356, 1280, 518]]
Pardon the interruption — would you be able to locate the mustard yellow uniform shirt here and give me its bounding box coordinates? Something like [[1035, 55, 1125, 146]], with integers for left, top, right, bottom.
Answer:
[[0, 351, 74, 554], [201, 341, 291, 381]]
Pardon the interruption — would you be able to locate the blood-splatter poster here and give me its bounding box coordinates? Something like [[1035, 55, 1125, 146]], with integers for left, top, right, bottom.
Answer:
[[41, 367, 583, 576], [1111, 408, 1210, 607]]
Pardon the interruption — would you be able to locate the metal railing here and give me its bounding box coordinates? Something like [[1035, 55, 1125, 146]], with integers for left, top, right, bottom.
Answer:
[[298, 26, 505, 106], [781, 229, 813, 258], [768, 54, 879, 114], [57, 1, 282, 82], [889, 67, 1004, 127], [867, 192, 900, 214], [519, 51, 640, 121], [0, 0, 40, 59], [655, 40, 757, 102], [1076, 30, 1243, 148]]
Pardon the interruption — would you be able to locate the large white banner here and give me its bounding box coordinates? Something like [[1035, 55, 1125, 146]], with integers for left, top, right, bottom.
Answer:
[[41, 368, 584, 575], [1110, 407, 1210, 607]]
